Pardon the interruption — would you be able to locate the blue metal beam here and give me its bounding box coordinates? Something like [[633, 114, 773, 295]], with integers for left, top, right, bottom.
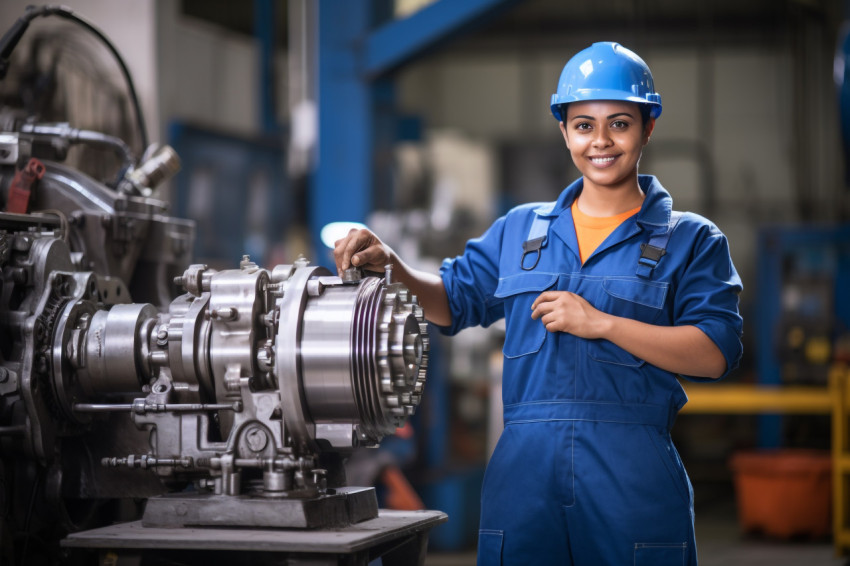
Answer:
[[314, 0, 372, 264], [314, 0, 523, 264], [254, 0, 279, 134], [364, 0, 521, 78]]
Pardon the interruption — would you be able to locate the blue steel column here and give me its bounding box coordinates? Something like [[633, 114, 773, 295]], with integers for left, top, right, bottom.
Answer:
[[314, 0, 372, 265], [254, 0, 280, 134]]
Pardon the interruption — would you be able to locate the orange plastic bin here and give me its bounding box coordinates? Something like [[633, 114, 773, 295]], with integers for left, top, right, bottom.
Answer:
[[729, 449, 831, 539]]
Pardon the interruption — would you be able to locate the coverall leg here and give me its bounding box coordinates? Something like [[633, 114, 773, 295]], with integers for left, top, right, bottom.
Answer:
[[477, 417, 697, 565]]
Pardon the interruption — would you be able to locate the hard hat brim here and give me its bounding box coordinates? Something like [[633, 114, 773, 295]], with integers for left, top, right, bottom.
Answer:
[[550, 90, 662, 122]]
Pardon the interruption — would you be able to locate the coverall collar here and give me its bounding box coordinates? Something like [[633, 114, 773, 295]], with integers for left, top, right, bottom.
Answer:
[[534, 175, 674, 261], [534, 174, 673, 227]]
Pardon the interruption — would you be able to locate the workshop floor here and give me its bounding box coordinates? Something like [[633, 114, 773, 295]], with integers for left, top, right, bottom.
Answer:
[[422, 496, 845, 566]]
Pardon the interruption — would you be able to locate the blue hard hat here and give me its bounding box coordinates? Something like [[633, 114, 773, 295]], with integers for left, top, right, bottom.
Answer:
[[550, 42, 662, 122]]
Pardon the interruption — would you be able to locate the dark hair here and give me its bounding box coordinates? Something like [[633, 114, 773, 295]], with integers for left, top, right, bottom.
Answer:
[[638, 104, 652, 127]]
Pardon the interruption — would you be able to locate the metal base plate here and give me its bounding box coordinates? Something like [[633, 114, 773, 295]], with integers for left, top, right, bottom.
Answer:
[[141, 486, 378, 528], [63, 510, 448, 552]]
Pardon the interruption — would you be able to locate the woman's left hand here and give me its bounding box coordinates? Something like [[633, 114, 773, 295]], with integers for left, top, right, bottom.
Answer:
[[531, 290, 727, 378], [530, 291, 609, 338]]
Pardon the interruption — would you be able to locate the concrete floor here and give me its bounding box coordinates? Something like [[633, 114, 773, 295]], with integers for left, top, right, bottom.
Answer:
[[695, 498, 842, 566], [422, 497, 846, 566]]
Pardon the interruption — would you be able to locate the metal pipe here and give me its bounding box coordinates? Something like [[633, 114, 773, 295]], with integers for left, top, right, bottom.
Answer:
[[22, 124, 135, 174], [73, 402, 242, 413]]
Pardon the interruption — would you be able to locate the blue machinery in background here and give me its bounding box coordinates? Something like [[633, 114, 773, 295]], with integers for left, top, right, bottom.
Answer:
[[169, 122, 290, 267], [756, 225, 850, 448], [170, 0, 288, 268]]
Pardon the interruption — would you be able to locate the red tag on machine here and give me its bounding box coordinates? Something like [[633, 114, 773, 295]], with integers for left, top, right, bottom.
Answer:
[[6, 157, 45, 213]]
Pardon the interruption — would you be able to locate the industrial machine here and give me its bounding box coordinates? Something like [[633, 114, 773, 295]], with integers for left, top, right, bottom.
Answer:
[[0, 6, 433, 565]]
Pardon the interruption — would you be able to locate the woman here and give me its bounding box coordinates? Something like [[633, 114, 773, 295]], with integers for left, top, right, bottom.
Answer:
[[334, 42, 743, 566]]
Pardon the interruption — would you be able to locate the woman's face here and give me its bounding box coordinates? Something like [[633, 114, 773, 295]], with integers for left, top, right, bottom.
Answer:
[[559, 100, 654, 193]]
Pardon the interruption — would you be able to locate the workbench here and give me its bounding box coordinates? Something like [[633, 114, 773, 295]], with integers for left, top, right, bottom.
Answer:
[[62, 509, 448, 565]]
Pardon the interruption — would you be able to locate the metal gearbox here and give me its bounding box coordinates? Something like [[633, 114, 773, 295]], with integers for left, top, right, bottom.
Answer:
[[0, 114, 429, 546], [0, 199, 429, 529], [85, 258, 429, 528]]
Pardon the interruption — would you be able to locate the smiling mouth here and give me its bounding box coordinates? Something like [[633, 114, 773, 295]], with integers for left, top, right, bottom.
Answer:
[[590, 156, 617, 166]]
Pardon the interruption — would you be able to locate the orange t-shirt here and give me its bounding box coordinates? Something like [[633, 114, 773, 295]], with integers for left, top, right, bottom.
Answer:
[[571, 201, 642, 263]]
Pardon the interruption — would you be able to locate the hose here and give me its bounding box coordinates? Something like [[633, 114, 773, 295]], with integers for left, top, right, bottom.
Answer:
[[0, 5, 149, 156]]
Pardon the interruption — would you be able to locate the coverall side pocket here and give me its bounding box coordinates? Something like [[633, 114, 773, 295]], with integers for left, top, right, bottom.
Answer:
[[495, 273, 557, 359], [477, 530, 504, 566], [644, 427, 691, 506], [634, 542, 687, 566]]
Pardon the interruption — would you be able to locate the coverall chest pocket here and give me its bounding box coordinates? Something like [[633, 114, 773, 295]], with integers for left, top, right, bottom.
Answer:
[[598, 277, 668, 323], [494, 273, 558, 358], [587, 277, 669, 366]]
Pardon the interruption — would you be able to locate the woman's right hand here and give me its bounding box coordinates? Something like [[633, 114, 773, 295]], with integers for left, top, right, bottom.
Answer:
[[333, 228, 393, 275], [334, 227, 453, 327]]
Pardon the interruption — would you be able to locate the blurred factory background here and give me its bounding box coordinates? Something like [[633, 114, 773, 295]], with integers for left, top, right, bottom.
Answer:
[[1, 0, 849, 564]]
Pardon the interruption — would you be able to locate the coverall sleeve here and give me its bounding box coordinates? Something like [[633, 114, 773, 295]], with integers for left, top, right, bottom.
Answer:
[[437, 216, 507, 336], [673, 217, 744, 381]]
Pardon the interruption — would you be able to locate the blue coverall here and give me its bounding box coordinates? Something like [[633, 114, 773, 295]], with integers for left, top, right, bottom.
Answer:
[[439, 175, 743, 566]]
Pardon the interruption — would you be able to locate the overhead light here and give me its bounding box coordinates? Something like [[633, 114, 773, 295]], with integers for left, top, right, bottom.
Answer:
[[320, 221, 367, 249]]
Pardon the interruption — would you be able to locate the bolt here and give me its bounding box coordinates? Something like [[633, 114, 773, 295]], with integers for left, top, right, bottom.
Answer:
[[342, 268, 362, 284], [240, 255, 259, 271], [245, 428, 268, 452], [12, 235, 31, 252], [311, 468, 328, 493], [266, 282, 282, 296], [262, 310, 277, 327]]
